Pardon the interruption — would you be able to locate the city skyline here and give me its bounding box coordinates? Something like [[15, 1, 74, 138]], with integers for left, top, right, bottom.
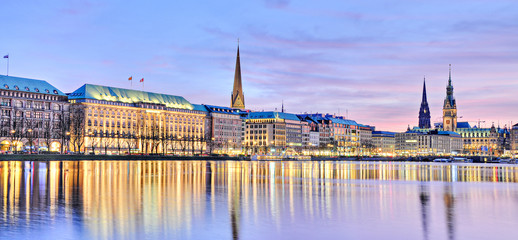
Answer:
[[1, 0, 517, 131]]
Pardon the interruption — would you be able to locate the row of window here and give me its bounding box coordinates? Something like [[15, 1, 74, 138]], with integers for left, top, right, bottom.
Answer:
[[0, 90, 62, 100]]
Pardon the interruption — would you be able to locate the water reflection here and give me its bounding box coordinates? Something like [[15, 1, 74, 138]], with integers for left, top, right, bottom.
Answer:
[[1, 161, 518, 239]]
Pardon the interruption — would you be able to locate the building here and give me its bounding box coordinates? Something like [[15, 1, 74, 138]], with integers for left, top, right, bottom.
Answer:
[[358, 124, 374, 155], [511, 124, 518, 156], [396, 129, 462, 156], [443, 65, 457, 132], [202, 105, 243, 154], [418, 77, 431, 129], [457, 123, 509, 156], [0, 75, 70, 153], [230, 44, 245, 109], [68, 84, 207, 155], [244, 111, 304, 154], [372, 131, 395, 156]]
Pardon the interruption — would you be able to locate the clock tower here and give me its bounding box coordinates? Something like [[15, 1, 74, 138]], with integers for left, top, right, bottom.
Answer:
[[443, 64, 457, 132]]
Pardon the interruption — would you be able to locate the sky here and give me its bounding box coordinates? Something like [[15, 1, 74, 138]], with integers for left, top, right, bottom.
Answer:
[[0, 0, 517, 131]]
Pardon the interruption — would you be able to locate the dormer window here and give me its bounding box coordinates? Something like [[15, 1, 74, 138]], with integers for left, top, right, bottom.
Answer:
[[25, 87, 30, 91], [14, 85, 19, 90], [53, 90, 58, 94], [35, 88, 39, 92], [4, 84, 8, 89], [45, 89, 50, 93]]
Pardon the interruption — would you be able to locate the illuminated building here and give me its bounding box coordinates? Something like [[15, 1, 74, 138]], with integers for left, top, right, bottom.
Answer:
[[372, 131, 395, 155], [512, 124, 518, 156], [244, 111, 303, 154], [202, 105, 243, 154], [456, 123, 509, 156], [0, 75, 69, 152], [358, 124, 374, 155], [230, 44, 245, 109], [68, 84, 207, 154], [396, 129, 462, 156], [442, 64, 457, 132], [418, 77, 431, 128], [298, 113, 360, 155]]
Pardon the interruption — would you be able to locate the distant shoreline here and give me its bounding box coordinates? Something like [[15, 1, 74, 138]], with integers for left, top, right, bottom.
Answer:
[[0, 154, 502, 163]]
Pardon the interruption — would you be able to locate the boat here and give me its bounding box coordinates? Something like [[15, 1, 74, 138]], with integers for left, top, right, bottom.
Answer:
[[433, 158, 451, 162]]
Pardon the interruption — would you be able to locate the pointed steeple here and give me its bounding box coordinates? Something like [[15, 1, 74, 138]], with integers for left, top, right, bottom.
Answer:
[[231, 40, 245, 109], [443, 64, 458, 132], [281, 100, 284, 113], [418, 76, 431, 129], [422, 76, 428, 104]]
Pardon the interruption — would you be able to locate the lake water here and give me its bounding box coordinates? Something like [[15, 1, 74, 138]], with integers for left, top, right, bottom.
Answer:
[[1, 160, 518, 240]]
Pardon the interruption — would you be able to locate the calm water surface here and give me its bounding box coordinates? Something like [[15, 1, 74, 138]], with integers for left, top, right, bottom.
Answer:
[[1, 160, 518, 240]]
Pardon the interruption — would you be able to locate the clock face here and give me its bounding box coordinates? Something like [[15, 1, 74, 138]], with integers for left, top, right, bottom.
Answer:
[[446, 120, 451, 124]]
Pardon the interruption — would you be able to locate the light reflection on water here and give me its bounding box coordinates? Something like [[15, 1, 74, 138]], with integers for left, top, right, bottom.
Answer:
[[1, 161, 518, 240]]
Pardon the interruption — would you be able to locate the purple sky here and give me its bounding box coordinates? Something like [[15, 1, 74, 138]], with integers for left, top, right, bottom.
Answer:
[[1, 0, 517, 131]]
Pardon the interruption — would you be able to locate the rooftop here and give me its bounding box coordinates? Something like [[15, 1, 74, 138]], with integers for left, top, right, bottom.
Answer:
[[248, 111, 300, 121], [0, 75, 66, 96], [68, 84, 194, 110]]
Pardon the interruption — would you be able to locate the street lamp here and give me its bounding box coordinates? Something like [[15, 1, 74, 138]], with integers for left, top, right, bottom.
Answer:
[[27, 129, 33, 153], [66, 131, 70, 154], [10, 129, 15, 152]]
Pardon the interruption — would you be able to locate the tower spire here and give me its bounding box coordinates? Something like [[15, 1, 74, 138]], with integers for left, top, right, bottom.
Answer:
[[231, 40, 245, 109], [448, 64, 452, 86], [418, 76, 431, 129], [443, 64, 457, 132]]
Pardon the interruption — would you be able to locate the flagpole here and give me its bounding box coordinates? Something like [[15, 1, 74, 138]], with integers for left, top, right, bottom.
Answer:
[[6, 53, 8, 76]]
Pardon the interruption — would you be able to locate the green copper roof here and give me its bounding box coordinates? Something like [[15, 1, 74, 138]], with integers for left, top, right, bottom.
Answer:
[[0, 75, 66, 96], [68, 84, 194, 110], [248, 111, 300, 121]]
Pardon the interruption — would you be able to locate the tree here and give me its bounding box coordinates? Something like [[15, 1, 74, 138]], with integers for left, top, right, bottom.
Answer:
[[43, 120, 53, 152], [70, 106, 86, 154], [10, 109, 25, 152], [56, 104, 71, 153]]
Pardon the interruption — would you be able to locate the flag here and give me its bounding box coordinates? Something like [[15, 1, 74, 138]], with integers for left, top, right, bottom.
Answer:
[[140, 78, 144, 82], [128, 76, 132, 81], [2, 55, 7, 59]]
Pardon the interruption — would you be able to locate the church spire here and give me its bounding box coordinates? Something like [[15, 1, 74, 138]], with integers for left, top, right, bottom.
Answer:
[[418, 76, 431, 129], [231, 40, 245, 109], [422, 76, 428, 104]]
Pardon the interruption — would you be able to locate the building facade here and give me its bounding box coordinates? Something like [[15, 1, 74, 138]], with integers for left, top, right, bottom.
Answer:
[[372, 131, 395, 156], [203, 105, 243, 154], [396, 129, 462, 156], [0, 75, 70, 153], [68, 84, 207, 155], [512, 124, 518, 156], [244, 111, 305, 154]]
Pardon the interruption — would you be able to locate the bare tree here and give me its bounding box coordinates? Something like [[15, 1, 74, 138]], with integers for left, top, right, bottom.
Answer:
[[43, 120, 53, 152], [10, 109, 25, 152], [56, 105, 71, 153], [70, 106, 86, 154]]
